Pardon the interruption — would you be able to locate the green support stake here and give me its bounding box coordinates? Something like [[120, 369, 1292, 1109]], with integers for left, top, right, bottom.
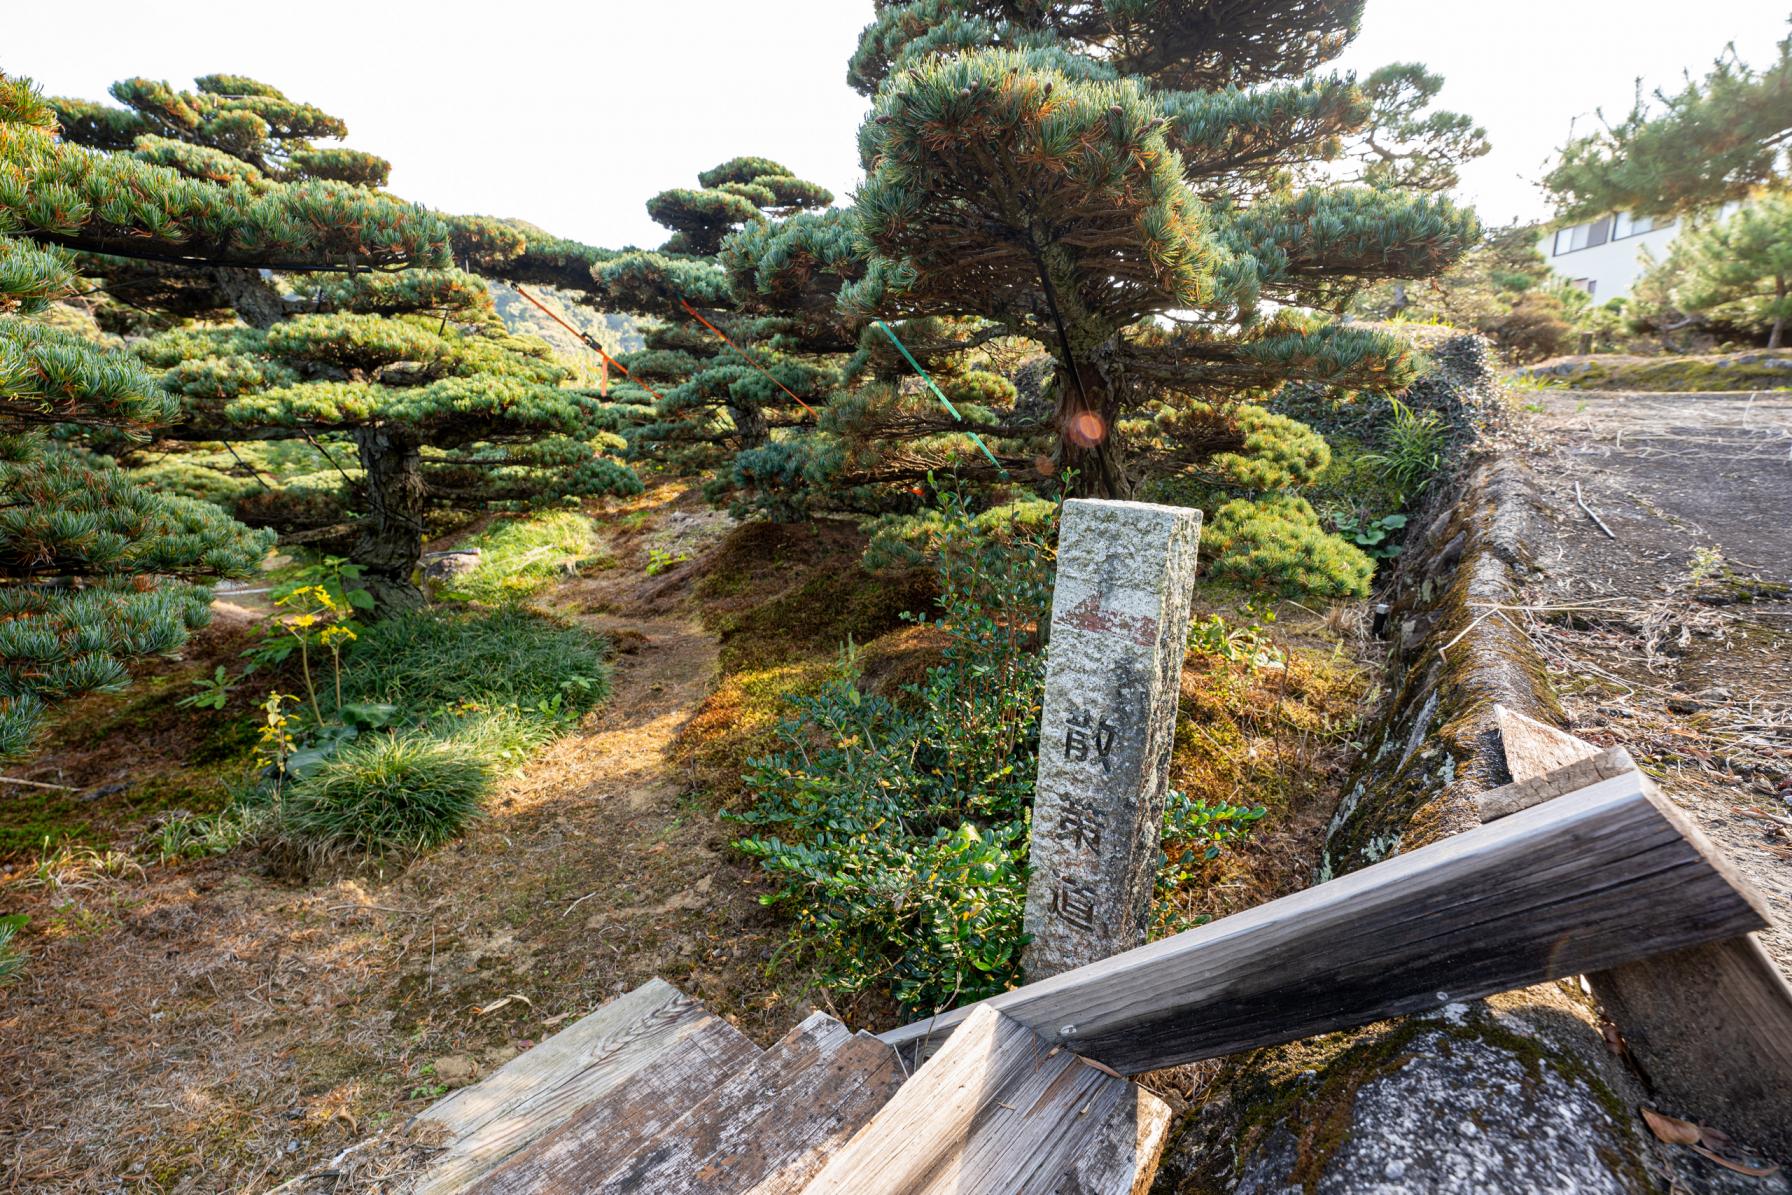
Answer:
[[874, 319, 1007, 474]]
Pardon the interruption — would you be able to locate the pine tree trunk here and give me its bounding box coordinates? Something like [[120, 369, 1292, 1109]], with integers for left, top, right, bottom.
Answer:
[[1771, 275, 1786, 350], [1053, 357, 1129, 499], [352, 426, 426, 613], [209, 267, 288, 329], [729, 400, 769, 450]]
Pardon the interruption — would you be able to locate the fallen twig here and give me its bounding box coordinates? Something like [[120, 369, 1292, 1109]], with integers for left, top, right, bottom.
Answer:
[[1575, 481, 1618, 540], [0, 776, 79, 792], [561, 890, 601, 919]]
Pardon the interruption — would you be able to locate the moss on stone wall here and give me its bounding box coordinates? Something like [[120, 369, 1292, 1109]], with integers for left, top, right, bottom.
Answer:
[[1517, 349, 1792, 392]]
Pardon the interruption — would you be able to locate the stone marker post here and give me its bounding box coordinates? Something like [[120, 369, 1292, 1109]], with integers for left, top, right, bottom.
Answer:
[[1022, 498, 1202, 980]]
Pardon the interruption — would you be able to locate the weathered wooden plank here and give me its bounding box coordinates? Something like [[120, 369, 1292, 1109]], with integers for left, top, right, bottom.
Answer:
[[1476, 744, 1637, 821], [1486, 714, 1792, 1160], [1494, 702, 1603, 782], [480, 1011, 902, 1193], [1599, 936, 1792, 1160], [416, 979, 758, 1193], [881, 772, 1769, 1073], [803, 1005, 1171, 1195]]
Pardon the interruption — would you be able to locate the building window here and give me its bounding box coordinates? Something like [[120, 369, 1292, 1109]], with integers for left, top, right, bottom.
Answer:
[[1553, 214, 1628, 255], [1567, 278, 1597, 297], [1613, 211, 1675, 239]]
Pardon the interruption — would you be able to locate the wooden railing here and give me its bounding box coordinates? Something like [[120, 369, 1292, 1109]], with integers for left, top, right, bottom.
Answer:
[[881, 767, 1769, 1074]]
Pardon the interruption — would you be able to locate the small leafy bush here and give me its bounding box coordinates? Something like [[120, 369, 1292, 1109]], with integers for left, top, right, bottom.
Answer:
[[735, 492, 1052, 1012], [281, 730, 492, 855], [1331, 511, 1409, 560], [737, 491, 1270, 1013], [1156, 790, 1267, 920]]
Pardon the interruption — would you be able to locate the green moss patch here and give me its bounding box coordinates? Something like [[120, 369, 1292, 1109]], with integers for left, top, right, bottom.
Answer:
[[1518, 348, 1792, 392]]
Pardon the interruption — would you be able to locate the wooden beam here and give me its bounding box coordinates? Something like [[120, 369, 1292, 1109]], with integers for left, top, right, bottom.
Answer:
[[1494, 702, 1601, 781], [881, 773, 1768, 1074], [1476, 745, 1637, 822], [415, 979, 759, 1193], [1488, 711, 1792, 1161], [473, 1011, 902, 1193], [807, 1005, 1171, 1195]]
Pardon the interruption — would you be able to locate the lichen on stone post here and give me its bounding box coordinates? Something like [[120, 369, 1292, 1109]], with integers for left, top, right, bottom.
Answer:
[[1022, 498, 1202, 981]]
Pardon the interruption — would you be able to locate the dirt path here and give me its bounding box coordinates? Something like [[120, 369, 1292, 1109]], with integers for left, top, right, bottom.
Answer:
[[0, 497, 803, 1192], [1521, 389, 1792, 966]]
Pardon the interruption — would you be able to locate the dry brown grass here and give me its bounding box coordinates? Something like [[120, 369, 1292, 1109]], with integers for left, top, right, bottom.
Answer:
[[0, 485, 830, 1192]]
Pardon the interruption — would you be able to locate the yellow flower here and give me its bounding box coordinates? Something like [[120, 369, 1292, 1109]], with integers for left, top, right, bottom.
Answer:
[[289, 613, 319, 629], [319, 625, 357, 647]]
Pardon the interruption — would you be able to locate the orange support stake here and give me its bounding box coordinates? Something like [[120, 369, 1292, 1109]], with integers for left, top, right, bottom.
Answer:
[[513, 285, 664, 402], [679, 299, 818, 417]]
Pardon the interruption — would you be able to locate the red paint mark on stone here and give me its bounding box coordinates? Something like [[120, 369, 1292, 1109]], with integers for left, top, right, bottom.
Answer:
[[1060, 594, 1159, 648]]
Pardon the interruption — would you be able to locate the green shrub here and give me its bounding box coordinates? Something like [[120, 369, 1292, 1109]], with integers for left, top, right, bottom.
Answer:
[[343, 606, 610, 720], [735, 492, 1265, 1014], [1205, 495, 1374, 598], [282, 730, 491, 854], [735, 493, 1052, 1011], [444, 511, 596, 604]]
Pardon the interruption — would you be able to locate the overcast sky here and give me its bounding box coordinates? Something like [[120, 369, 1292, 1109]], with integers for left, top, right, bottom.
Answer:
[[8, 2, 1787, 248]]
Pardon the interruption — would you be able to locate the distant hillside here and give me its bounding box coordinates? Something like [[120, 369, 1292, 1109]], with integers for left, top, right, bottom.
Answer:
[[485, 279, 643, 377]]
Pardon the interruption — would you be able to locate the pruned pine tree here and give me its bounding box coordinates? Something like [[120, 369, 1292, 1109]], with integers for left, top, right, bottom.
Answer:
[[0, 72, 273, 759], [1545, 27, 1792, 219], [841, 9, 1480, 497], [573, 158, 841, 480], [47, 73, 434, 330], [130, 269, 642, 611], [49, 73, 392, 186], [1670, 193, 1792, 348], [47, 73, 641, 612], [720, 2, 1483, 596]]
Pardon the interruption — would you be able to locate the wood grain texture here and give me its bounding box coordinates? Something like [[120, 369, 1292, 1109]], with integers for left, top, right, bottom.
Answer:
[[1494, 702, 1602, 782], [416, 979, 757, 1193], [1599, 936, 1792, 1161], [803, 1005, 1170, 1195], [1487, 712, 1792, 1162], [480, 1011, 903, 1193], [1476, 745, 1637, 821], [882, 773, 1769, 1073]]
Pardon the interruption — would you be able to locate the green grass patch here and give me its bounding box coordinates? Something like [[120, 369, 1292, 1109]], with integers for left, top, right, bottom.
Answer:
[[262, 607, 611, 860], [343, 606, 611, 720], [443, 511, 597, 604]]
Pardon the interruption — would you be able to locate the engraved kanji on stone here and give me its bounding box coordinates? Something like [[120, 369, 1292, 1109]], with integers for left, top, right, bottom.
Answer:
[[1050, 879, 1099, 932], [1054, 800, 1105, 852], [1064, 708, 1117, 773], [1022, 499, 1203, 981]]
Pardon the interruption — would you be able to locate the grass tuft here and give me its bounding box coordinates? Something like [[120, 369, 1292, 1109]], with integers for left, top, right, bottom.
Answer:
[[281, 731, 491, 855]]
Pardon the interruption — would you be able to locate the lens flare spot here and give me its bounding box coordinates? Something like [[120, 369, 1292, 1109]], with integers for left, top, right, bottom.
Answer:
[[1066, 411, 1106, 447]]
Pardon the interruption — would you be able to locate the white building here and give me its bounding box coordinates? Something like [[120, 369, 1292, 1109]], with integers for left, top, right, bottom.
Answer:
[[1538, 211, 1680, 302], [1540, 202, 1745, 302]]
